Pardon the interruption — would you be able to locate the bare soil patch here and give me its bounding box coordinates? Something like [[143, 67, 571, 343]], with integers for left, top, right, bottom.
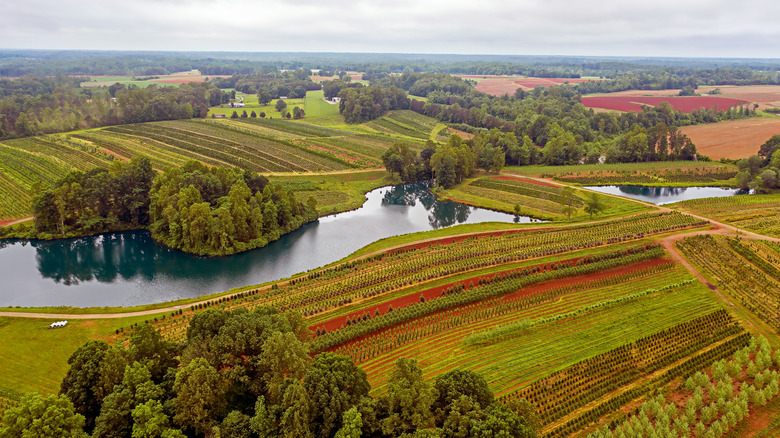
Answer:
[[681, 118, 780, 159]]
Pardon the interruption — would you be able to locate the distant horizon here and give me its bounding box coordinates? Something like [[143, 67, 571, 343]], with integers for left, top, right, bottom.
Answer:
[[2, 49, 780, 64], [3, 0, 779, 59]]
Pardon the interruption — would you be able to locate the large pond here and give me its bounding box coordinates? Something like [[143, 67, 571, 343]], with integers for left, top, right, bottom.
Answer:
[[584, 185, 749, 205], [0, 182, 539, 308]]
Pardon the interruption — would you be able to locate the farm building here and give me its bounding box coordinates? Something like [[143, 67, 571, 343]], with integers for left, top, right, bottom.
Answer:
[[228, 102, 245, 108], [331, 97, 341, 103]]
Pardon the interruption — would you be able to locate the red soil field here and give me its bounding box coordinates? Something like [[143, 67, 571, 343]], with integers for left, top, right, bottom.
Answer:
[[681, 118, 780, 159], [581, 96, 747, 113], [446, 128, 474, 140]]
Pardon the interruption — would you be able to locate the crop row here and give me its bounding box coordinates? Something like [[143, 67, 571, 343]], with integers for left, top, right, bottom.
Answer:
[[677, 235, 780, 328], [471, 177, 583, 206], [360, 271, 718, 400], [588, 336, 780, 438], [139, 213, 701, 343], [251, 212, 702, 318], [234, 116, 351, 138], [545, 332, 752, 437], [503, 309, 740, 425], [328, 262, 680, 364], [309, 246, 668, 352]]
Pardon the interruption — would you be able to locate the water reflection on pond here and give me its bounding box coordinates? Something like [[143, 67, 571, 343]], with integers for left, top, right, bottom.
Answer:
[[0, 182, 540, 307], [584, 185, 749, 205]]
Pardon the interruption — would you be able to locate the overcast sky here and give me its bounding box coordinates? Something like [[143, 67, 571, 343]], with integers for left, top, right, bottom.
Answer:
[[3, 0, 780, 58]]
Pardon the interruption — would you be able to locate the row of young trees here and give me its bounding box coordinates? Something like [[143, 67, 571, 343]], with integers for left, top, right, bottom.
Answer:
[[0, 308, 539, 438], [148, 161, 318, 256]]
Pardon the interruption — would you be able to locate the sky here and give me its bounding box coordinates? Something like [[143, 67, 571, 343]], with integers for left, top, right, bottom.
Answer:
[[3, 0, 780, 58]]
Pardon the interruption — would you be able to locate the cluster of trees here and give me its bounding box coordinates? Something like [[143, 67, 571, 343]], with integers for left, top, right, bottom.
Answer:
[[323, 79, 363, 100], [0, 308, 538, 438], [209, 70, 321, 102], [604, 123, 697, 163], [734, 135, 780, 193], [0, 76, 228, 139], [31, 157, 155, 238], [377, 73, 474, 98], [338, 86, 409, 124], [381, 134, 510, 188], [149, 161, 318, 256]]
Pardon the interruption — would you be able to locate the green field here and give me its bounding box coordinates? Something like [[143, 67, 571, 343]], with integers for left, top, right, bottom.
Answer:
[[303, 90, 341, 117], [440, 174, 652, 221], [504, 161, 739, 187]]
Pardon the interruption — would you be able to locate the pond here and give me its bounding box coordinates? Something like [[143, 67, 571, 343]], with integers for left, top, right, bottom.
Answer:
[[0, 182, 540, 308], [583, 185, 749, 205]]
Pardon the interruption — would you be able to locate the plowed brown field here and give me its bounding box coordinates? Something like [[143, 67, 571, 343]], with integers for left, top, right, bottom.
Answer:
[[681, 118, 780, 159]]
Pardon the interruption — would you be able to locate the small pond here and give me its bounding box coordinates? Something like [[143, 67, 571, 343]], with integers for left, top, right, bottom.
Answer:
[[583, 185, 749, 205], [0, 182, 541, 307]]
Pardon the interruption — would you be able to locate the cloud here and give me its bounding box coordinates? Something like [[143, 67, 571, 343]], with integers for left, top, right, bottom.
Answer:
[[1, 0, 779, 58]]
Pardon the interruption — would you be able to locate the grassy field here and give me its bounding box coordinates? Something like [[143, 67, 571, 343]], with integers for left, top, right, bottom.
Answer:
[[439, 174, 652, 221], [0, 315, 149, 396], [504, 161, 739, 187], [207, 92, 305, 118], [303, 90, 341, 117]]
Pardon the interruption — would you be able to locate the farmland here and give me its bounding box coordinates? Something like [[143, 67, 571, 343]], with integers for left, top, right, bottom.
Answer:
[[86, 207, 778, 437], [581, 96, 748, 113], [438, 174, 651, 220], [453, 75, 598, 97], [78, 69, 230, 88], [0, 114, 420, 220], [503, 161, 739, 187], [670, 195, 780, 238], [681, 118, 780, 159]]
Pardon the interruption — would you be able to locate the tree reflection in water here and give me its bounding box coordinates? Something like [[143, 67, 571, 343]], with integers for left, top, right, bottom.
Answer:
[[381, 182, 472, 229]]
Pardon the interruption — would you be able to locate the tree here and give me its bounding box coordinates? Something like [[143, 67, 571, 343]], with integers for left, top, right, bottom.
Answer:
[[304, 353, 370, 438], [584, 193, 608, 219], [258, 90, 272, 105], [275, 99, 287, 113], [0, 393, 87, 438], [250, 110, 257, 118], [334, 407, 363, 438], [60, 340, 112, 432], [231, 111, 238, 119], [241, 110, 248, 118], [278, 380, 315, 438], [380, 358, 436, 436], [92, 362, 164, 438], [131, 400, 185, 438], [758, 135, 780, 164], [432, 369, 493, 425], [560, 187, 577, 220], [172, 358, 227, 436]]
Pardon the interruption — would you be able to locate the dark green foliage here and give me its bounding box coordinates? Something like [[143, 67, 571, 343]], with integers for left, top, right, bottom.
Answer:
[[0, 393, 87, 438], [52, 308, 539, 438], [433, 370, 494, 424], [304, 353, 370, 438], [0, 77, 224, 140], [338, 85, 410, 123], [379, 358, 437, 436], [148, 161, 317, 255], [59, 341, 126, 433], [32, 156, 154, 237]]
